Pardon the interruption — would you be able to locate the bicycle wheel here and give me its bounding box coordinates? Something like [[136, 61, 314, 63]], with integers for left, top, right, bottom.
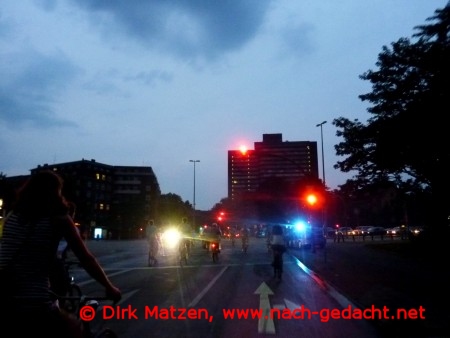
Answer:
[[179, 242, 188, 266], [64, 283, 82, 314], [148, 248, 158, 266], [95, 328, 118, 338], [181, 249, 188, 265], [186, 240, 192, 256]]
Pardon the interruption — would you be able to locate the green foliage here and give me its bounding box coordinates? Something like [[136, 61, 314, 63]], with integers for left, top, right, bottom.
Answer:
[[333, 5, 450, 233], [156, 193, 192, 226]]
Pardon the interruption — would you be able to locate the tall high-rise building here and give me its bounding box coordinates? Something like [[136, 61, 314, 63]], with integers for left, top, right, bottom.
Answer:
[[228, 133, 319, 202]]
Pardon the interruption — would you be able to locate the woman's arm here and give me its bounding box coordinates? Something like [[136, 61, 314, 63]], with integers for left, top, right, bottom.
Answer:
[[58, 215, 121, 302]]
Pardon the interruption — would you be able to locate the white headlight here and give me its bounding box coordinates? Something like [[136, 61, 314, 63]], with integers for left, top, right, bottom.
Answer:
[[163, 228, 181, 248]]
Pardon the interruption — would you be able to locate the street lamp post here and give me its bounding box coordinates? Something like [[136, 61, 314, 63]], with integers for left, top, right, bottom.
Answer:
[[316, 121, 327, 186], [316, 121, 328, 262], [189, 160, 200, 228]]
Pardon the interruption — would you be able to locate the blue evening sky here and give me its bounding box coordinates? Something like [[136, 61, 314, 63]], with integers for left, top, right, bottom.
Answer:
[[1, 1, 447, 210]]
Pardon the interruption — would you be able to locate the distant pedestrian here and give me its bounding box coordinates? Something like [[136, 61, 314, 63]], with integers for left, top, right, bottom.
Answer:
[[146, 220, 159, 265], [179, 217, 192, 239], [334, 229, 345, 243], [269, 225, 286, 278], [400, 226, 407, 240], [158, 229, 165, 256], [269, 225, 286, 256], [179, 217, 193, 253]]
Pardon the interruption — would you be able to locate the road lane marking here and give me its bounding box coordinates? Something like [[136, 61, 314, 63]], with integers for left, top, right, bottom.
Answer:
[[292, 255, 358, 308], [284, 298, 300, 311], [187, 265, 228, 307], [77, 268, 135, 287], [113, 289, 140, 306], [254, 282, 275, 334]]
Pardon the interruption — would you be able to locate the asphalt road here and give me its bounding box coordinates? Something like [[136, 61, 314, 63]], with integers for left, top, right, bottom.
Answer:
[[290, 237, 450, 338], [80, 238, 376, 337], [83, 236, 449, 338]]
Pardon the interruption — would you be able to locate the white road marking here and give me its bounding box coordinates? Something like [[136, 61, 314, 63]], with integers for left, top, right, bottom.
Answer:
[[284, 298, 300, 311], [77, 268, 135, 287], [187, 265, 228, 307], [273, 303, 286, 310], [254, 282, 275, 334], [116, 289, 140, 306]]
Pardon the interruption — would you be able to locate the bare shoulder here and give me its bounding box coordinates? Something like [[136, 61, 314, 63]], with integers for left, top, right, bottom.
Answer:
[[52, 214, 76, 232], [52, 214, 73, 224]]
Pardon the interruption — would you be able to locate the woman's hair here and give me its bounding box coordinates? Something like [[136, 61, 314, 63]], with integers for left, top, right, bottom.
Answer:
[[67, 201, 76, 218], [13, 170, 69, 220]]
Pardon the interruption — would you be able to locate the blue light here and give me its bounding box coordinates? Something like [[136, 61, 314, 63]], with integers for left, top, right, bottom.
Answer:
[[294, 220, 307, 232]]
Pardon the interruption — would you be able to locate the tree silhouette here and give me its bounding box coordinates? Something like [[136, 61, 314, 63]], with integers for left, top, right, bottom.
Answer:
[[333, 5, 450, 239]]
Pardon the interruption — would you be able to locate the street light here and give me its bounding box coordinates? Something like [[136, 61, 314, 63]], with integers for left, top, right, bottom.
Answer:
[[189, 160, 200, 227], [316, 121, 328, 255], [316, 121, 327, 186]]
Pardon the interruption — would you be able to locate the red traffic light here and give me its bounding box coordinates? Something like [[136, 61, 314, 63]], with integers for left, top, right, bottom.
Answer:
[[217, 211, 225, 222], [303, 190, 324, 208], [306, 193, 318, 206]]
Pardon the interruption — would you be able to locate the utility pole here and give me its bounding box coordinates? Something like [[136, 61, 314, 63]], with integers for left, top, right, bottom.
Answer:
[[316, 121, 327, 186], [189, 160, 200, 228]]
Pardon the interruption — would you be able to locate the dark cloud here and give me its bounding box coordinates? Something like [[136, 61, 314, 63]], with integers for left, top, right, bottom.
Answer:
[[80, 68, 173, 96], [0, 49, 80, 127], [124, 70, 173, 86], [69, 0, 273, 61]]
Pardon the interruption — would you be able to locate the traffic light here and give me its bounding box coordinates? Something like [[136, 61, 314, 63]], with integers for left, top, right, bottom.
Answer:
[[306, 193, 318, 206], [303, 189, 324, 209], [217, 211, 225, 222]]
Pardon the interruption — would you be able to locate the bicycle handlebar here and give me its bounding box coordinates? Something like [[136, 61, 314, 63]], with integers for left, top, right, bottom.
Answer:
[[64, 260, 81, 266], [49, 291, 118, 304]]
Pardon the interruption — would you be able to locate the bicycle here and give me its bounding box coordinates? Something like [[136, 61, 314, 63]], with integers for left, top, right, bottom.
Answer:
[[65, 260, 84, 312], [266, 238, 272, 253], [210, 241, 220, 263], [52, 292, 119, 338], [271, 245, 286, 280], [147, 238, 159, 267], [178, 238, 189, 266], [50, 259, 83, 314], [242, 237, 249, 253], [272, 249, 283, 280]]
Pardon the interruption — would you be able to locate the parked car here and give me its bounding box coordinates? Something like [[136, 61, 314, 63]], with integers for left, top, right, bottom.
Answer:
[[308, 227, 327, 249], [408, 226, 424, 237], [336, 227, 353, 236], [353, 226, 373, 236], [256, 230, 267, 238], [285, 226, 326, 249], [324, 227, 336, 238], [285, 228, 309, 249], [386, 226, 402, 236], [366, 226, 387, 237]]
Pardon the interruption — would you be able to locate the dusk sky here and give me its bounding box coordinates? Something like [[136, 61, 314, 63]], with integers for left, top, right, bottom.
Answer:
[[1, 1, 447, 210]]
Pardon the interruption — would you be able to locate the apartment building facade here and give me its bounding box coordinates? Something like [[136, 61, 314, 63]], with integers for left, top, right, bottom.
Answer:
[[3, 159, 161, 239], [228, 133, 319, 202]]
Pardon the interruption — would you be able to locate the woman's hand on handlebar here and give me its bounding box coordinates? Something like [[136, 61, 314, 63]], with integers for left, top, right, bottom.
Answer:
[[106, 285, 122, 304]]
